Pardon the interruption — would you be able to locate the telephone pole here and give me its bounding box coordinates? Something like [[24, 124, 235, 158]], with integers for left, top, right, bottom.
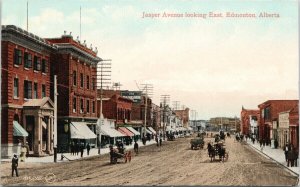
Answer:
[[173, 101, 180, 110], [140, 84, 153, 138], [160, 95, 170, 140], [95, 59, 111, 155]]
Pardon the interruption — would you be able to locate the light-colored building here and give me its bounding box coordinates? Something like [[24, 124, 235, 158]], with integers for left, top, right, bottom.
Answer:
[[278, 111, 289, 148]]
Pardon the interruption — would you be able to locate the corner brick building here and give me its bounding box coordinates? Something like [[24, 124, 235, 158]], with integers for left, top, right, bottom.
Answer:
[[46, 34, 101, 151], [1, 25, 57, 158], [258, 100, 298, 145]]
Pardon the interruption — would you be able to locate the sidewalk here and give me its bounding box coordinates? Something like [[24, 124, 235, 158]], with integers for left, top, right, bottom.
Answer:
[[245, 139, 299, 176], [1, 139, 158, 163]]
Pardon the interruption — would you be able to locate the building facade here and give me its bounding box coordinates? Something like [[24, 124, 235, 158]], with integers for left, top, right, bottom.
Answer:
[[240, 107, 260, 136], [174, 108, 190, 128], [46, 34, 101, 152], [1, 25, 57, 157], [258, 100, 298, 145]]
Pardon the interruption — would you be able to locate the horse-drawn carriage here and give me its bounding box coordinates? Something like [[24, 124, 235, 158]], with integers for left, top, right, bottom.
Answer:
[[109, 145, 131, 164], [207, 141, 229, 162], [190, 138, 204, 150]]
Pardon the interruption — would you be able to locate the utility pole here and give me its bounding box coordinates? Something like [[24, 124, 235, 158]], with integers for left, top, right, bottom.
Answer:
[[140, 84, 153, 138], [173, 101, 180, 110], [96, 60, 111, 155], [53, 75, 58, 162], [160, 95, 170, 140]]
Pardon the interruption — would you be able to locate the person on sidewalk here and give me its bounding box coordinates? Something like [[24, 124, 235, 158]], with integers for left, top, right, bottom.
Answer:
[[284, 143, 289, 162], [155, 136, 159, 147], [80, 143, 84, 158], [134, 141, 139, 155], [159, 138, 162, 146], [294, 148, 298, 167], [287, 147, 294, 167], [11, 154, 19, 177], [86, 143, 90, 156]]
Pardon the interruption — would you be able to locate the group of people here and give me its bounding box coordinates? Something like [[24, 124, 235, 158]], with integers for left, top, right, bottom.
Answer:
[[155, 136, 163, 147], [70, 142, 91, 157], [284, 143, 298, 167]]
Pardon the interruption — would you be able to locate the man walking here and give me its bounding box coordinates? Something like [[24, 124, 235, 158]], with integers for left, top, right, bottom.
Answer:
[[134, 141, 139, 155], [86, 143, 91, 156], [159, 138, 162, 146], [11, 154, 19, 177]]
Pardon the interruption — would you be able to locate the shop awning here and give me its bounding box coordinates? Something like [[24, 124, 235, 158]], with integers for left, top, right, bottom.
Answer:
[[118, 127, 134, 137], [126, 127, 140, 135], [147, 127, 156, 134], [70, 122, 97, 139], [188, 127, 193, 131], [100, 125, 125, 137], [13, 121, 28, 137], [146, 129, 152, 134]]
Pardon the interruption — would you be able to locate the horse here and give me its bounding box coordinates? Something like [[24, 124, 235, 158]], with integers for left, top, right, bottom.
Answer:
[[207, 143, 216, 162]]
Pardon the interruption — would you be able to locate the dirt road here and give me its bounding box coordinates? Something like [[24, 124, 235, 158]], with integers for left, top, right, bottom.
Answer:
[[1, 135, 298, 186]]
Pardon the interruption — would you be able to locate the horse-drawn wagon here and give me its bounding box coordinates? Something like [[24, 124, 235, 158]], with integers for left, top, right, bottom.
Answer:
[[109, 145, 131, 164], [207, 141, 229, 162]]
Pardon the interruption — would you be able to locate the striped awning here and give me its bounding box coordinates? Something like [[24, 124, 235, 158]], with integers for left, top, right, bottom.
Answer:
[[13, 121, 28, 137], [118, 127, 134, 137], [126, 127, 140, 135], [147, 127, 156, 134]]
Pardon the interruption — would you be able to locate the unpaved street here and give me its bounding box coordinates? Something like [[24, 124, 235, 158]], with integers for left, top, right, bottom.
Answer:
[[1, 135, 298, 186]]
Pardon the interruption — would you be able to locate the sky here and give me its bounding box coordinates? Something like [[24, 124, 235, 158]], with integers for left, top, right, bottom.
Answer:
[[2, 0, 299, 120]]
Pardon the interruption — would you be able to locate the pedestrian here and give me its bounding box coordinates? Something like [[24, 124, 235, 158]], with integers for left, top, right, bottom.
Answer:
[[11, 154, 19, 177], [86, 143, 90, 156], [252, 137, 255, 144], [159, 138, 162, 146], [134, 141, 139, 155], [284, 143, 289, 162], [155, 136, 159, 147], [287, 147, 295, 167], [75, 142, 79, 156], [294, 148, 298, 167], [71, 142, 74, 155], [80, 143, 84, 158]]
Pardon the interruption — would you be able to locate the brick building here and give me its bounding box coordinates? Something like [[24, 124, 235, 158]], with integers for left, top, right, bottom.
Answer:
[[289, 104, 299, 150], [1, 25, 57, 158], [240, 107, 260, 136], [174, 108, 189, 128], [98, 90, 133, 125], [258, 100, 298, 144], [46, 33, 101, 151]]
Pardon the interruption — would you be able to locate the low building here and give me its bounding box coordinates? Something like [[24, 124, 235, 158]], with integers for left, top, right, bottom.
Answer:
[[174, 108, 190, 128]]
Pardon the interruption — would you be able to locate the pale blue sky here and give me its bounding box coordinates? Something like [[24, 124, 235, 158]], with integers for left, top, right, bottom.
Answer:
[[2, 0, 298, 119]]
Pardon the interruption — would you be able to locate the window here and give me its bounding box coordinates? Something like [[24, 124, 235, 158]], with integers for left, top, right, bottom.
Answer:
[[14, 49, 22, 65], [86, 75, 90, 89], [13, 78, 19, 98], [86, 100, 90, 113], [24, 52, 32, 68], [264, 107, 270, 120], [73, 97, 77, 112], [73, 71, 77, 86], [24, 80, 32, 99], [92, 101, 95, 113], [92, 78, 96, 90], [33, 83, 38, 99], [33, 56, 41, 71], [41, 59, 48, 73], [80, 99, 84, 113], [42, 84, 46, 98], [80, 73, 84, 88]]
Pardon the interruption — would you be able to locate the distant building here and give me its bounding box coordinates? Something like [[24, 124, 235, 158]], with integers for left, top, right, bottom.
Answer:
[[240, 107, 260, 136], [209, 117, 240, 132], [174, 108, 190, 128]]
